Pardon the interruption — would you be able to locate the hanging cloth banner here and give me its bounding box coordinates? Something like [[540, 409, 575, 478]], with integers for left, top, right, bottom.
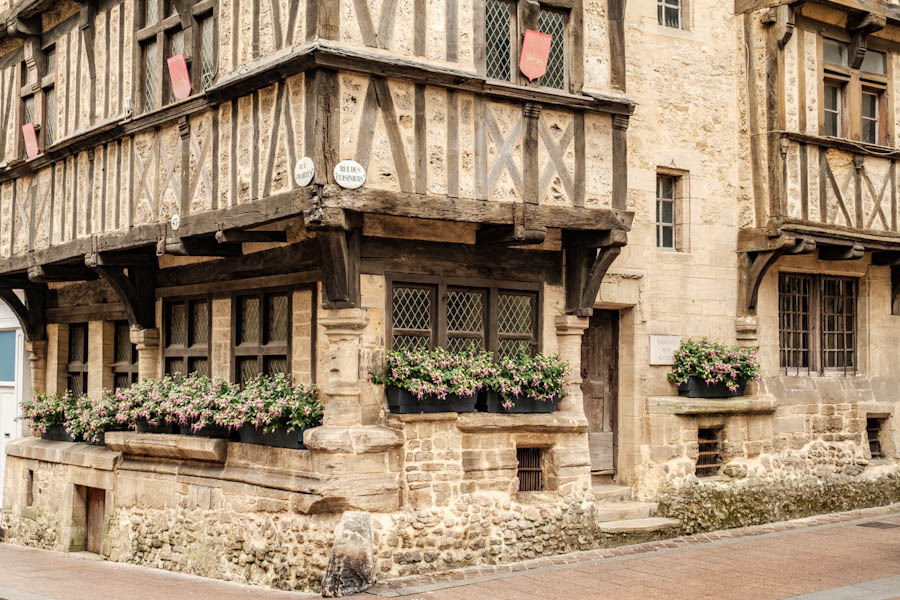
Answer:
[[22, 123, 39, 158], [519, 29, 552, 81], [167, 54, 193, 100]]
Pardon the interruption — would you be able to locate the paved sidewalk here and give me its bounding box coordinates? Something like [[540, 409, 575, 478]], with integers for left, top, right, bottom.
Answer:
[[2, 506, 900, 600]]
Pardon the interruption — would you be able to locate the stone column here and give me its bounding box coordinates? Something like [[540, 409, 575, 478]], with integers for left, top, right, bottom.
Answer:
[[555, 315, 590, 415], [24, 340, 46, 396], [306, 308, 403, 512], [130, 328, 160, 380], [88, 321, 114, 400]]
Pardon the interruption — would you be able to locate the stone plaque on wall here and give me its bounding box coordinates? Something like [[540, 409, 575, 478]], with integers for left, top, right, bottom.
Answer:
[[649, 335, 682, 366]]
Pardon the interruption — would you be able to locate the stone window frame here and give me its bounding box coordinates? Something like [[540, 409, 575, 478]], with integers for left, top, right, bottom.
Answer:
[[230, 287, 293, 386], [111, 320, 138, 390], [480, 0, 581, 93], [162, 295, 212, 377], [777, 271, 859, 376], [135, 0, 216, 114], [66, 322, 89, 397], [655, 167, 690, 253], [818, 34, 892, 146], [385, 274, 542, 359]]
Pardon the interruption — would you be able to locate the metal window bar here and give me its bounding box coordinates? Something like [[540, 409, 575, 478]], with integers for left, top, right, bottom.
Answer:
[[485, 0, 512, 81], [517, 448, 543, 491], [821, 276, 856, 375], [867, 418, 885, 459], [778, 273, 812, 375], [695, 427, 722, 477], [657, 0, 681, 28], [538, 8, 566, 90]]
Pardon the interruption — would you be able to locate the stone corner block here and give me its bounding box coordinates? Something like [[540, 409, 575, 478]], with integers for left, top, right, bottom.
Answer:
[[103, 432, 226, 463], [305, 426, 404, 454], [321, 511, 375, 597]]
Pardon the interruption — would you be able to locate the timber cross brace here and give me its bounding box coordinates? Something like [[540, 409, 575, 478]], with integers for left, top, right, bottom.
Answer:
[[563, 229, 627, 316], [742, 236, 816, 313], [84, 250, 158, 330]]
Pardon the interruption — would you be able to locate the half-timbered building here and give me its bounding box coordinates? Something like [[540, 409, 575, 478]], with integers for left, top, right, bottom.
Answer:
[[2, 0, 900, 594]]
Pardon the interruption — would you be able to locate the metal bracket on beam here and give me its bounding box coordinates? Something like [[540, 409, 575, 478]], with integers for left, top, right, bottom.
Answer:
[[744, 237, 815, 312]]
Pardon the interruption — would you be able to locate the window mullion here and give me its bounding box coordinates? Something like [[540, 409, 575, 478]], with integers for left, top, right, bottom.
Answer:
[[488, 287, 499, 358], [436, 284, 448, 349]]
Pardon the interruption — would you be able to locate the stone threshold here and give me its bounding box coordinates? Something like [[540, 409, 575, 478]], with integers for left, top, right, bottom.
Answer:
[[366, 503, 900, 597], [646, 394, 777, 416], [387, 411, 588, 433]]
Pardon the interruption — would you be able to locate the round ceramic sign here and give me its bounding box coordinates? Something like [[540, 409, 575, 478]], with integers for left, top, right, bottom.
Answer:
[[333, 160, 366, 190], [294, 156, 315, 187], [170, 214, 181, 231]]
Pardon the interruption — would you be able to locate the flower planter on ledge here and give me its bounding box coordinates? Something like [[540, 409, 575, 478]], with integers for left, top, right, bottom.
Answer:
[[239, 424, 307, 449], [386, 387, 477, 414], [41, 424, 75, 442], [677, 376, 747, 399], [476, 391, 557, 414]]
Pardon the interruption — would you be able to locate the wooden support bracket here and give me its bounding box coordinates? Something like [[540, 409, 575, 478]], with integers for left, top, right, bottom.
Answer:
[[847, 12, 886, 69], [89, 264, 157, 329], [318, 228, 361, 309], [745, 237, 816, 312], [564, 230, 627, 316], [0, 286, 47, 341], [476, 225, 546, 246], [872, 251, 900, 266], [157, 237, 243, 257], [818, 243, 865, 262]]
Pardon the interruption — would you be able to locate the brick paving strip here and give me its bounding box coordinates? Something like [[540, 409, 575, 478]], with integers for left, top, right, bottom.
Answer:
[[362, 503, 900, 599]]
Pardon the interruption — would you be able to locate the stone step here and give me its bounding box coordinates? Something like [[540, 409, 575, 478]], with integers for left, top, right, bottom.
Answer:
[[591, 484, 633, 502], [599, 517, 681, 535], [590, 471, 615, 486], [595, 501, 658, 521]]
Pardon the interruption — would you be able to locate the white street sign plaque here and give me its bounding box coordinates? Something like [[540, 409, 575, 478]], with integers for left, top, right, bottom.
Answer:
[[294, 156, 315, 187], [333, 160, 366, 190]]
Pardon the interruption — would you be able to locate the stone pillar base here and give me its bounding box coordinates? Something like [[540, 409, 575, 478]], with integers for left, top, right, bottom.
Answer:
[[554, 315, 593, 491]]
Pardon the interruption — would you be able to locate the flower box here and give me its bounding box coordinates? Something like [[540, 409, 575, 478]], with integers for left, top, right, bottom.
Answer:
[[678, 376, 747, 398], [239, 424, 307, 449], [476, 391, 557, 413], [185, 424, 234, 439], [386, 386, 477, 414], [135, 419, 177, 434], [41, 424, 75, 442]]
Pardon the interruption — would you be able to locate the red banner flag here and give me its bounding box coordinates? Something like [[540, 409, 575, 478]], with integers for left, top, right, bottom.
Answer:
[[519, 29, 552, 81], [22, 123, 39, 158], [167, 54, 192, 100]]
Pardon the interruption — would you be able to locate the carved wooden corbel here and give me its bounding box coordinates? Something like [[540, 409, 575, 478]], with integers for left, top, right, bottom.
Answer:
[[564, 230, 627, 317], [818, 243, 864, 262], [88, 261, 157, 330], [745, 237, 816, 312], [27, 264, 98, 282], [847, 12, 886, 70], [0, 286, 47, 342]]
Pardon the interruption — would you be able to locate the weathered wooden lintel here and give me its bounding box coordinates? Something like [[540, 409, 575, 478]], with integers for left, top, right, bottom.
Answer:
[[475, 225, 547, 247]]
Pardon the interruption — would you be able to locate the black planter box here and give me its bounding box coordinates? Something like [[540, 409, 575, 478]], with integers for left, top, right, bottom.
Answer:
[[135, 419, 178, 434], [88, 428, 130, 446], [677, 376, 747, 398], [185, 424, 235, 439], [386, 387, 477, 414], [41, 424, 75, 442], [476, 390, 557, 414], [239, 424, 306, 449]]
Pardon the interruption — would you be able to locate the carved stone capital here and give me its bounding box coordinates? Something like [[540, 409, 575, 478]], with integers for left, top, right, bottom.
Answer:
[[612, 114, 630, 131], [129, 327, 160, 350]]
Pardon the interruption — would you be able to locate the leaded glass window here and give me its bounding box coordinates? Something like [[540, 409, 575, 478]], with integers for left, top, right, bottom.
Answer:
[[67, 323, 89, 397], [538, 8, 565, 90], [164, 298, 210, 376], [486, 0, 513, 81], [446, 289, 486, 352], [200, 15, 217, 89], [391, 285, 435, 350], [168, 28, 185, 104], [142, 40, 159, 111], [497, 291, 536, 357], [112, 321, 139, 390], [233, 290, 291, 385]]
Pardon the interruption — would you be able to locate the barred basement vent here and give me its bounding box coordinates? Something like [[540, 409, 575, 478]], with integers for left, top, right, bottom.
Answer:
[[867, 418, 885, 459], [517, 448, 543, 492], [696, 427, 722, 478]]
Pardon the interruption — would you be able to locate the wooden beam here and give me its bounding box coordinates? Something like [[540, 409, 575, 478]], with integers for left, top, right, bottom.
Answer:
[[27, 265, 98, 282], [0, 277, 41, 289], [214, 229, 288, 244], [818, 243, 865, 261], [91, 265, 156, 329], [872, 251, 900, 266], [475, 225, 546, 246], [318, 229, 360, 309], [0, 287, 46, 341], [84, 249, 158, 268], [744, 237, 816, 312], [157, 238, 243, 257], [893, 265, 900, 316], [564, 231, 626, 316]]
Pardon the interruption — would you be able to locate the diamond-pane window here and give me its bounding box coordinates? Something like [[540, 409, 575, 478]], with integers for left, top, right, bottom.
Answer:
[[145, 0, 159, 26], [143, 41, 159, 111], [538, 9, 565, 90], [168, 29, 185, 103], [447, 289, 486, 351], [266, 294, 289, 343], [113, 321, 138, 389], [200, 16, 216, 89], [67, 323, 89, 396], [234, 290, 291, 384], [23, 95, 35, 125], [239, 296, 260, 344], [164, 298, 210, 376], [486, 0, 513, 81], [498, 292, 536, 357], [44, 88, 55, 145]]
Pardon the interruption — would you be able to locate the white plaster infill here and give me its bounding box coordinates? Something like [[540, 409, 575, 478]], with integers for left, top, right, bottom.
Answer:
[[5, 438, 121, 471], [386, 411, 588, 433], [646, 395, 778, 416]]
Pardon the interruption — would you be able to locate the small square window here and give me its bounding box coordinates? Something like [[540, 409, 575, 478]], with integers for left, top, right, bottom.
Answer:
[[517, 447, 543, 491], [657, 0, 682, 29], [861, 50, 886, 75], [867, 418, 886, 459], [696, 427, 722, 478]]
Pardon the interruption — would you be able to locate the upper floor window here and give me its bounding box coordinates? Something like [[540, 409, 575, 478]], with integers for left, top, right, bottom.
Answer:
[[41, 46, 56, 147], [137, 0, 216, 113], [778, 273, 857, 376], [822, 38, 887, 145], [389, 279, 539, 357], [163, 297, 210, 376], [656, 174, 676, 249], [484, 0, 569, 91], [658, 0, 682, 29]]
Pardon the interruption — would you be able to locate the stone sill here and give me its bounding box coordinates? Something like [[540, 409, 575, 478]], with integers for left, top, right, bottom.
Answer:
[[387, 411, 588, 433], [104, 432, 228, 463], [5, 438, 121, 471], [646, 395, 778, 416]]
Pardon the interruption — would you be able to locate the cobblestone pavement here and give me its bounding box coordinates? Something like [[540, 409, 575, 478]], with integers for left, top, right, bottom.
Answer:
[[2, 505, 900, 600]]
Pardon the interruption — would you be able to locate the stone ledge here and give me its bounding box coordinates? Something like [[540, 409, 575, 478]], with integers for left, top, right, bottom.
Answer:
[[646, 395, 778, 416], [386, 413, 460, 424], [104, 432, 227, 463], [456, 412, 588, 433], [4, 438, 121, 471]]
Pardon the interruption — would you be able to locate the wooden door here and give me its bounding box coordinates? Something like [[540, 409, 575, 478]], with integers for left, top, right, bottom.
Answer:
[[85, 487, 106, 555], [581, 310, 618, 473]]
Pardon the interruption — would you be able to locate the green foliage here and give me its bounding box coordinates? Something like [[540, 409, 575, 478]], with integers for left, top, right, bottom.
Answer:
[[19, 391, 71, 435], [667, 338, 761, 393]]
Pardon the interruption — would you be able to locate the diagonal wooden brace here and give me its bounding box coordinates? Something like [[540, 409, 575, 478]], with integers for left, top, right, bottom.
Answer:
[[745, 237, 816, 312], [89, 264, 157, 330], [564, 230, 626, 317], [0, 286, 47, 342]]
